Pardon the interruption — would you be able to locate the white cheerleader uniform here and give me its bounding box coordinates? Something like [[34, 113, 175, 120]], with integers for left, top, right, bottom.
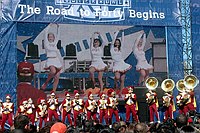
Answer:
[[133, 33, 153, 71], [44, 25, 63, 69], [110, 31, 132, 73], [89, 33, 107, 71]]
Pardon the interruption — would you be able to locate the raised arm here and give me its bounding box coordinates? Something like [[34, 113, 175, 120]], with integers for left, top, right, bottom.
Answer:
[[133, 31, 145, 51], [110, 30, 119, 51], [44, 24, 59, 51], [90, 32, 99, 49], [141, 33, 146, 50], [99, 32, 108, 47]]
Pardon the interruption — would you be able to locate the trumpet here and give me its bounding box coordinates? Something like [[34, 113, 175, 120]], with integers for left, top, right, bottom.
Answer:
[[90, 101, 97, 112], [112, 99, 118, 110]]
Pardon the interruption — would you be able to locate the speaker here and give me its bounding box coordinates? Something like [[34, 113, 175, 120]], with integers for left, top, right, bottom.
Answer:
[[104, 44, 111, 56], [57, 40, 62, 49], [27, 43, 39, 58], [66, 43, 76, 56]]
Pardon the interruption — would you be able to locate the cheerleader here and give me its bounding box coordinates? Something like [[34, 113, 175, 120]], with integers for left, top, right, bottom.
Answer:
[[41, 23, 62, 91], [133, 31, 153, 86], [110, 30, 132, 94], [89, 32, 107, 91]]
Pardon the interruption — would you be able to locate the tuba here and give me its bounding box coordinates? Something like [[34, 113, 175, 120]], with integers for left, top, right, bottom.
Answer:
[[176, 79, 186, 92], [161, 79, 175, 107], [184, 75, 199, 90], [145, 77, 158, 104], [161, 79, 175, 92], [176, 79, 189, 106], [145, 77, 158, 90]]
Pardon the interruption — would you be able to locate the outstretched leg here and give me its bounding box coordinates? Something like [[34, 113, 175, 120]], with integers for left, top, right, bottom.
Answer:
[[89, 67, 96, 88], [41, 66, 56, 90], [98, 71, 104, 91], [53, 68, 61, 91]]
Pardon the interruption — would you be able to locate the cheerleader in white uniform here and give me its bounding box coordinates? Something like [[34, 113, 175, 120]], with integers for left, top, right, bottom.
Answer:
[[110, 30, 132, 93], [41, 23, 63, 91], [89, 32, 107, 91], [133, 31, 153, 86]]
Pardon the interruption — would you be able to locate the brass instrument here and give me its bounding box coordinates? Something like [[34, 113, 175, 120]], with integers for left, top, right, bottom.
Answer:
[[100, 100, 106, 109], [146, 92, 154, 104], [90, 101, 97, 112], [176, 79, 190, 106], [161, 79, 175, 107], [40, 104, 47, 117], [145, 77, 158, 90], [184, 75, 199, 90], [112, 98, 118, 110], [163, 96, 170, 107], [176, 79, 186, 92], [161, 79, 175, 92], [64, 101, 71, 112]]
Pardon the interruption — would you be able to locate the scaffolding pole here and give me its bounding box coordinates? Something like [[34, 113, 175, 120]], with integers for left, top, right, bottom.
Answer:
[[180, 0, 192, 76]]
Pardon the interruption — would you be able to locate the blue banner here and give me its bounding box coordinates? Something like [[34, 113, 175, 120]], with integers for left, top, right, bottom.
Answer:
[[1, 0, 181, 26]]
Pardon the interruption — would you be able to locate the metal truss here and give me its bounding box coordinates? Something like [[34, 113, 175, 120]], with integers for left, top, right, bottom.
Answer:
[[179, 0, 192, 76]]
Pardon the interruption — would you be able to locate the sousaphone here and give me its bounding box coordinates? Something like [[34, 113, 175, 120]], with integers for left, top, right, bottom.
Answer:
[[176, 79, 186, 92], [184, 75, 199, 90], [161, 79, 175, 92], [145, 77, 158, 90]]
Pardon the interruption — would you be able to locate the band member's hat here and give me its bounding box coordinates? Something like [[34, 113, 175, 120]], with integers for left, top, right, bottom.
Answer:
[[40, 98, 45, 103], [50, 91, 56, 96], [20, 98, 28, 105], [100, 92, 106, 98], [0, 99, 2, 103], [65, 91, 70, 97], [6, 95, 11, 99], [28, 98, 33, 103], [88, 91, 93, 98], [128, 86, 134, 93], [74, 90, 79, 96], [107, 89, 114, 97]]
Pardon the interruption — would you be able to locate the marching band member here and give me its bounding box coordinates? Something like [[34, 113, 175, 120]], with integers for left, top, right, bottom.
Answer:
[[36, 98, 48, 129], [98, 92, 109, 124], [146, 90, 160, 123], [17, 99, 28, 115], [124, 86, 139, 123], [47, 91, 59, 121], [26, 98, 36, 125], [162, 92, 175, 121], [71, 90, 84, 127], [85, 91, 98, 121], [107, 89, 120, 124], [176, 92, 187, 115], [60, 91, 73, 126], [185, 88, 196, 112], [1, 95, 14, 131]]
